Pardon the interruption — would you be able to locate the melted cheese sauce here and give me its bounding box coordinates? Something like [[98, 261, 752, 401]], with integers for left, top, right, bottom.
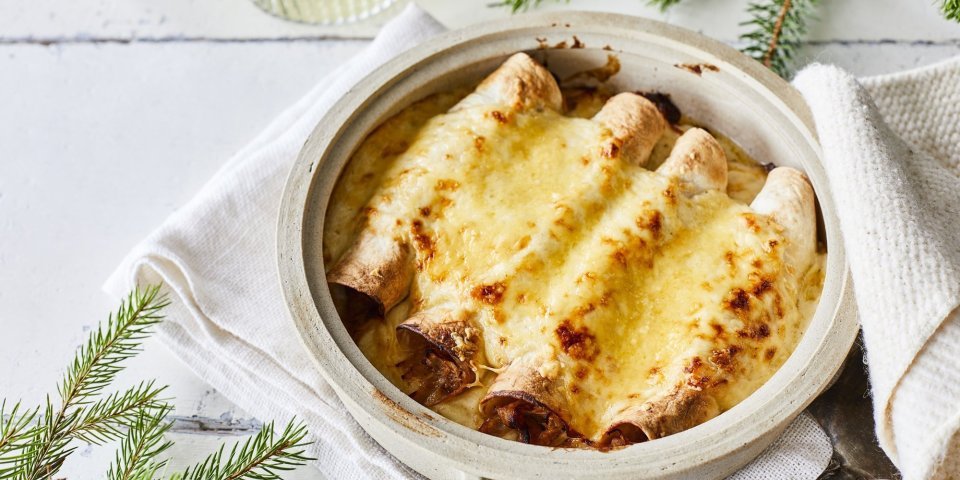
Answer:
[[323, 88, 825, 442]]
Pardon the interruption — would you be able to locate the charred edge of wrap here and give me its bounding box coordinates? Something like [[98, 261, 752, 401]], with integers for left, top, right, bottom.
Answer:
[[478, 355, 581, 446], [327, 232, 414, 323], [750, 166, 817, 271], [656, 127, 728, 194], [593, 92, 668, 166], [395, 308, 481, 406], [599, 386, 720, 447], [452, 52, 562, 113]]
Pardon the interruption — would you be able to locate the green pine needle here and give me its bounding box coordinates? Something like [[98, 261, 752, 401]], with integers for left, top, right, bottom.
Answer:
[[73, 381, 169, 445], [3, 286, 314, 480], [106, 405, 174, 480], [0, 400, 41, 477], [490, 0, 549, 13], [648, 0, 684, 11], [19, 286, 169, 480], [740, 0, 819, 78], [174, 420, 314, 480], [944, 0, 960, 21]]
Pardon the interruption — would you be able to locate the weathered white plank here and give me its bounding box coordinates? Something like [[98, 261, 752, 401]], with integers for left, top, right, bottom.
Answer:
[[1, 0, 958, 42]]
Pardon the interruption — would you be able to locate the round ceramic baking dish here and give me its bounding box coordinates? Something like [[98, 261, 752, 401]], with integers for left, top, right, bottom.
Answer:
[[278, 11, 859, 480]]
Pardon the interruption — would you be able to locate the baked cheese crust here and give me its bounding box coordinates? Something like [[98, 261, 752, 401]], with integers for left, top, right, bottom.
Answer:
[[322, 59, 824, 447]]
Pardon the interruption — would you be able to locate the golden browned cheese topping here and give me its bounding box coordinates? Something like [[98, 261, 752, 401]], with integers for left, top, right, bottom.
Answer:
[[323, 88, 825, 442]]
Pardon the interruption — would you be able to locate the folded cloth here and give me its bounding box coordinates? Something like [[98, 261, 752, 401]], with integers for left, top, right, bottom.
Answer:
[[105, 4, 956, 479], [794, 59, 960, 480]]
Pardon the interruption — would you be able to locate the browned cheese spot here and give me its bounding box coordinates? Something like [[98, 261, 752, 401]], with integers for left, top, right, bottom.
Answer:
[[752, 278, 773, 297], [490, 110, 508, 124], [687, 375, 711, 390], [499, 336, 508, 346], [598, 291, 612, 306], [724, 251, 737, 272], [612, 248, 628, 266], [768, 239, 779, 250], [472, 282, 507, 305], [516, 293, 527, 304], [726, 288, 751, 312], [575, 367, 589, 379], [556, 321, 599, 360], [737, 322, 771, 340], [710, 322, 725, 337], [710, 345, 741, 372], [601, 140, 621, 159], [742, 213, 761, 233], [752, 259, 764, 269], [684, 356, 703, 374], [411, 220, 435, 265], [663, 184, 678, 205], [553, 40, 568, 49], [644, 211, 663, 238], [764, 347, 777, 361], [419, 206, 431, 217], [570, 384, 581, 394], [474, 136, 486, 152]]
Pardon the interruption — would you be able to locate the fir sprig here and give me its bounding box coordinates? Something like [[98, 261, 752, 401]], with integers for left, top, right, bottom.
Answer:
[[648, 0, 684, 11], [739, 0, 819, 77], [19, 286, 169, 480], [72, 381, 168, 445], [0, 401, 41, 477], [174, 421, 312, 480], [490, 0, 549, 13], [106, 405, 174, 480], [944, 0, 960, 22], [3, 285, 315, 480]]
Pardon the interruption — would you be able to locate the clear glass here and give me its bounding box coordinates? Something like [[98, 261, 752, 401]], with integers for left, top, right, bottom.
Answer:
[[252, 0, 399, 25]]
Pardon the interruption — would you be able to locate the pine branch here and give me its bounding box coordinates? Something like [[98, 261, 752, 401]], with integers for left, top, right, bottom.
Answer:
[[71, 381, 169, 445], [489, 0, 549, 13], [648, 0, 684, 11], [19, 286, 169, 480], [944, 0, 960, 22], [106, 405, 174, 480], [175, 420, 314, 480], [740, 0, 819, 78], [0, 401, 41, 477]]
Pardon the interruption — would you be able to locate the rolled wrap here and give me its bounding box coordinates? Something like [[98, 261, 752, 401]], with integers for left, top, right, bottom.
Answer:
[[327, 231, 414, 322], [396, 307, 482, 406], [599, 385, 720, 447], [593, 92, 668, 165], [750, 166, 818, 271], [478, 350, 582, 446], [451, 52, 562, 113], [656, 127, 728, 194]]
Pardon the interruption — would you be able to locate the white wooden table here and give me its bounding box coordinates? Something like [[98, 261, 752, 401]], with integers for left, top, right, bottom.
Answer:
[[0, 1, 957, 478]]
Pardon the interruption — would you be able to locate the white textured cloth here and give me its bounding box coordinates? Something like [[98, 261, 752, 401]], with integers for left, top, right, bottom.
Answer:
[[104, 5, 957, 479], [794, 59, 960, 480]]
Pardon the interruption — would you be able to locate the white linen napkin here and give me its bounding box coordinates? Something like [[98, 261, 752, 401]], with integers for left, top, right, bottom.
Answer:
[[105, 4, 957, 479], [794, 60, 960, 480]]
